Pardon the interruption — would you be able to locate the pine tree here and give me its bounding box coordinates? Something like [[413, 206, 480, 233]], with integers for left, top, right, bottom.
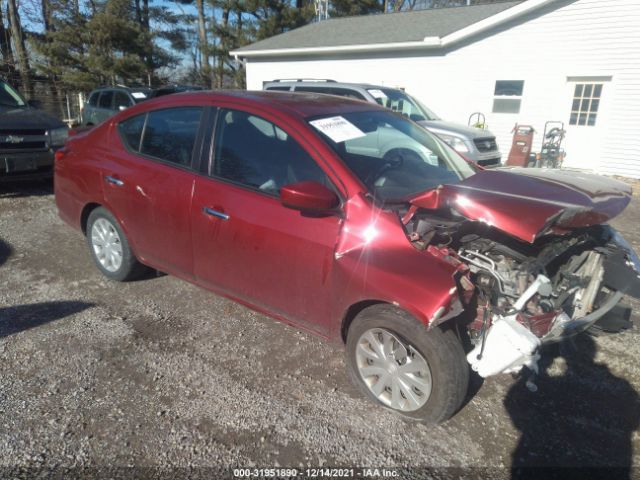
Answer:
[[330, 0, 384, 17]]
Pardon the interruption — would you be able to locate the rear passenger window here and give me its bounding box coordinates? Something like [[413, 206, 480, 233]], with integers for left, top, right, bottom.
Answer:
[[98, 91, 113, 109], [140, 108, 203, 166], [213, 109, 330, 195], [118, 114, 146, 152]]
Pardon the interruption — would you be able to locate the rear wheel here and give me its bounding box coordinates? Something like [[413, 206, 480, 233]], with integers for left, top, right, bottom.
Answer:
[[345, 304, 469, 424], [86, 207, 146, 281]]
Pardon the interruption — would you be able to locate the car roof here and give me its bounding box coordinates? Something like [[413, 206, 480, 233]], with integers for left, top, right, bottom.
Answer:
[[265, 80, 399, 91], [139, 90, 384, 119], [90, 86, 152, 94]]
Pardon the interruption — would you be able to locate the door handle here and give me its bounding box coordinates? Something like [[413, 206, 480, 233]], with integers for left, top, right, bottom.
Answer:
[[202, 207, 230, 221], [104, 175, 124, 187]]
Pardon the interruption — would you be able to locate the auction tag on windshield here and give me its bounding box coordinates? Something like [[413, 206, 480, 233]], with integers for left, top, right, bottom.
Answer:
[[368, 89, 387, 99], [309, 116, 365, 143], [131, 92, 147, 99]]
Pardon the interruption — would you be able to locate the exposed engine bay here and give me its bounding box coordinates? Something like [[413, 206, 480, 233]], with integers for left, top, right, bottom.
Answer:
[[402, 207, 640, 379]]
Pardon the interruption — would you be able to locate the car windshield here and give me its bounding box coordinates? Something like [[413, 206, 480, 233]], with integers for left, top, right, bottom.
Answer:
[[366, 88, 440, 122], [0, 81, 26, 108], [309, 110, 475, 202], [130, 89, 152, 103]]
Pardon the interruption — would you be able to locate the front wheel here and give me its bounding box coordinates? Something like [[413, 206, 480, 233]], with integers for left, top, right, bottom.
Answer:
[[345, 304, 469, 424], [86, 207, 147, 281]]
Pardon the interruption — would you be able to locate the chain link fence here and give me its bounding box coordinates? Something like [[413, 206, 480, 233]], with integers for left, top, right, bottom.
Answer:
[[30, 79, 86, 127]]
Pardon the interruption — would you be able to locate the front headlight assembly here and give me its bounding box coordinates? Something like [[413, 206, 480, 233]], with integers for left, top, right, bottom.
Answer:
[[438, 134, 470, 153], [49, 127, 69, 148]]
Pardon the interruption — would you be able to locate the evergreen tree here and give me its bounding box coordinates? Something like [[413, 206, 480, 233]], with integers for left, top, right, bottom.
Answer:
[[330, 0, 384, 17]]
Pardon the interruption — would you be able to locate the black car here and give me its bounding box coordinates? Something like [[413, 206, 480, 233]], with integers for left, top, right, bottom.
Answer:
[[152, 84, 205, 97], [1, 80, 68, 180]]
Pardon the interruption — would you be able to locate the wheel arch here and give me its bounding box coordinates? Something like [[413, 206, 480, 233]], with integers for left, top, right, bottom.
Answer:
[[341, 300, 386, 343], [340, 296, 464, 344], [80, 202, 102, 234]]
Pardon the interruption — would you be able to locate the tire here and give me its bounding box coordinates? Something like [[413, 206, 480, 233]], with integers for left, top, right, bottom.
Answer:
[[345, 304, 469, 424], [86, 206, 147, 281]]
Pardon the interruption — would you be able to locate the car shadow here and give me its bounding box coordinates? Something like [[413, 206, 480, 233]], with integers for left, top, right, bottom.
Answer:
[[505, 334, 640, 478], [0, 301, 94, 339], [0, 178, 53, 198], [0, 237, 11, 267]]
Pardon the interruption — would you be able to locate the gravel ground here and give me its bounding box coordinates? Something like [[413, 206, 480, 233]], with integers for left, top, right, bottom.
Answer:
[[1, 178, 639, 479]]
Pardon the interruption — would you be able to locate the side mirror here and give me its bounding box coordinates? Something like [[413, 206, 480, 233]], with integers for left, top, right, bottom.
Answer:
[[27, 99, 42, 109], [118, 105, 127, 111], [280, 181, 339, 212]]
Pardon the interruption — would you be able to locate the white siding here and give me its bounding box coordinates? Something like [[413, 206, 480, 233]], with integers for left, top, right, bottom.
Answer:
[[245, 0, 640, 178]]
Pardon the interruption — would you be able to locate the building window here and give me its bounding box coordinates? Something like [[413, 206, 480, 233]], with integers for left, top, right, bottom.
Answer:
[[492, 80, 524, 114], [569, 83, 602, 126]]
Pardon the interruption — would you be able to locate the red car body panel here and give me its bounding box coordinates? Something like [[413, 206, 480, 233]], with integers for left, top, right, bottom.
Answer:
[[54, 91, 632, 340], [409, 168, 632, 243], [100, 127, 197, 276]]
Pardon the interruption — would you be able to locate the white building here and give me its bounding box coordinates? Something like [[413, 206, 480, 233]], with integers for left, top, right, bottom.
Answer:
[[232, 0, 640, 178]]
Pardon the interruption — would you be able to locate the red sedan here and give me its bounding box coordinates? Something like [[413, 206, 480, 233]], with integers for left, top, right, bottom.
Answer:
[[55, 91, 640, 423]]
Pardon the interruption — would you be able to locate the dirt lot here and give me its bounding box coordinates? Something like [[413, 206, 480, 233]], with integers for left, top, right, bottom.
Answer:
[[1, 179, 640, 478]]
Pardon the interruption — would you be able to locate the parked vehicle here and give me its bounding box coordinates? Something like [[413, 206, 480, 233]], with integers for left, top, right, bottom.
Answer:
[[263, 79, 502, 167], [55, 91, 639, 423], [0, 79, 68, 180], [152, 84, 205, 98], [81, 86, 152, 126]]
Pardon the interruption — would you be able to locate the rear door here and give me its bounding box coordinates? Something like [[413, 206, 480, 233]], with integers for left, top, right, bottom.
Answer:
[[101, 106, 208, 276], [191, 107, 343, 334]]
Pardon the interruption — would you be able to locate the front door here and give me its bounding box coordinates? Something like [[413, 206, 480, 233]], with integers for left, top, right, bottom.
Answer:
[[191, 107, 343, 334], [563, 77, 611, 170]]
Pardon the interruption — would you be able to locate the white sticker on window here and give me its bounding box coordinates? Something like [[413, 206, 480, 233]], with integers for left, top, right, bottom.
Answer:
[[368, 89, 387, 99], [131, 92, 147, 99], [309, 116, 366, 143]]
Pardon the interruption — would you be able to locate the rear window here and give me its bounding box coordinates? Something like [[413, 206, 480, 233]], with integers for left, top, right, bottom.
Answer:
[[118, 114, 146, 152]]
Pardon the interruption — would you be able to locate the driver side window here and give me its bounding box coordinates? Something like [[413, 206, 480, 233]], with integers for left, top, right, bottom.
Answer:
[[212, 109, 330, 195]]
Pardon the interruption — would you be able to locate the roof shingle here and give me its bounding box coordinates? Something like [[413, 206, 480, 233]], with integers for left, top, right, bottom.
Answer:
[[236, 1, 522, 53]]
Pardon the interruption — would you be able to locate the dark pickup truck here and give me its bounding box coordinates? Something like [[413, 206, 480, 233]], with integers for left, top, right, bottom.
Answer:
[[1, 80, 68, 180]]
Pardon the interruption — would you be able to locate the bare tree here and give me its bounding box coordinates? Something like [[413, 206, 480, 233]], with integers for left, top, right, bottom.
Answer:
[[196, 0, 212, 86], [6, 0, 32, 98], [0, 3, 16, 77]]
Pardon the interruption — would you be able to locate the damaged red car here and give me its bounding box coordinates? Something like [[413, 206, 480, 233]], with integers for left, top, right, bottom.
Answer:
[[55, 91, 640, 424]]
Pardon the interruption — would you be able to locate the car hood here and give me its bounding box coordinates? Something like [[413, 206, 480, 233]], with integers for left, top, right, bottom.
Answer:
[[0, 106, 65, 130], [408, 167, 633, 243], [418, 120, 495, 139]]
